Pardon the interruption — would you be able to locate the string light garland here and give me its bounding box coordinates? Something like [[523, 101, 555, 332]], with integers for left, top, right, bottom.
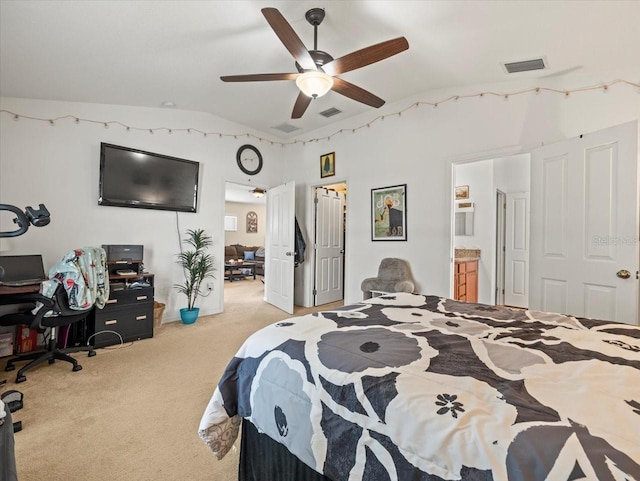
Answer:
[[1, 79, 638, 147]]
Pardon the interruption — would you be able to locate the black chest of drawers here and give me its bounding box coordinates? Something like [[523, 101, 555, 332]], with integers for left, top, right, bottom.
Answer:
[[89, 285, 154, 348]]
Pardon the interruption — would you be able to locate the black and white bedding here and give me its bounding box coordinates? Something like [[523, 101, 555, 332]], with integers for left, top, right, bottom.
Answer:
[[199, 293, 640, 480]]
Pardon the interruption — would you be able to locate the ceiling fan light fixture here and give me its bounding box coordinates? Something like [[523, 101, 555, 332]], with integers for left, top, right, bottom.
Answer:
[[296, 71, 334, 99], [251, 187, 266, 198]]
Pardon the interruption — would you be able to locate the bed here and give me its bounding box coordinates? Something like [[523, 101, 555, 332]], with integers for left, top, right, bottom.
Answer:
[[199, 292, 640, 481]]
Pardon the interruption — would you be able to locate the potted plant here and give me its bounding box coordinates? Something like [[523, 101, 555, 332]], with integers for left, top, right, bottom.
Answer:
[[174, 228, 216, 324]]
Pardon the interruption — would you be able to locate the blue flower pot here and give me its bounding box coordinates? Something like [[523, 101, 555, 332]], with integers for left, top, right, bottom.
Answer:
[[180, 307, 199, 324]]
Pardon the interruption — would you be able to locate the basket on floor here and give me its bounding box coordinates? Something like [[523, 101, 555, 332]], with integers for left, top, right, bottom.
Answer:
[[153, 301, 166, 329]]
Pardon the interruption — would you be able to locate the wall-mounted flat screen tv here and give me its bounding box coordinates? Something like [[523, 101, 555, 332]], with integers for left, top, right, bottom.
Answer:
[[99, 143, 199, 212]]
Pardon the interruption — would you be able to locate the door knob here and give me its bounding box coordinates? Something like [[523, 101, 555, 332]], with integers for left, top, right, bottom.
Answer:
[[285, 251, 295, 256], [616, 269, 631, 279]]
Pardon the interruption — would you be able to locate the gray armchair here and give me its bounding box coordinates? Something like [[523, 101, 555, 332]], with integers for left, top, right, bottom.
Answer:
[[361, 258, 415, 299]]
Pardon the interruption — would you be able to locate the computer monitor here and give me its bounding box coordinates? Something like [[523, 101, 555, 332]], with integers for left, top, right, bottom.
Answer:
[[0, 255, 47, 286]]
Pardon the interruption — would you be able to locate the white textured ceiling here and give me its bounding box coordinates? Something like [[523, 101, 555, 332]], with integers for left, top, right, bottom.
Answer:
[[1, 1, 639, 138], [225, 182, 266, 205]]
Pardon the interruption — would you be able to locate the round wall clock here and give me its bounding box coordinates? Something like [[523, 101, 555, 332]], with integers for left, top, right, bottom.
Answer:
[[236, 144, 263, 175]]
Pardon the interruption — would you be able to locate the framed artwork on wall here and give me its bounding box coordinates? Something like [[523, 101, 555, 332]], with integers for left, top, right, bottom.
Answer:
[[455, 185, 469, 200], [246, 211, 258, 233], [371, 184, 407, 241], [320, 152, 335, 178], [224, 215, 237, 232]]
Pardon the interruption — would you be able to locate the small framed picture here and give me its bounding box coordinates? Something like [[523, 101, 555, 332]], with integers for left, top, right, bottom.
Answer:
[[371, 184, 407, 241], [455, 185, 469, 200], [320, 152, 335, 178]]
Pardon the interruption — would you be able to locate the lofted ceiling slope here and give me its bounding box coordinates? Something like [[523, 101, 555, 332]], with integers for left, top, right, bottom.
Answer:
[[1, 1, 639, 138]]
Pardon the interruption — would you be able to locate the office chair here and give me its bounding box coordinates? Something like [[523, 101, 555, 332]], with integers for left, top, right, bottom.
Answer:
[[0, 284, 95, 383], [360, 258, 416, 299]]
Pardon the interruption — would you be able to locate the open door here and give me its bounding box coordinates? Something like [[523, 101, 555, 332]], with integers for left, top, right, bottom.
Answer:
[[265, 181, 295, 314], [314, 187, 345, 306], [530, 121, 638, 324], [495, 190, 506, 305], [504, 192, 529, 308]]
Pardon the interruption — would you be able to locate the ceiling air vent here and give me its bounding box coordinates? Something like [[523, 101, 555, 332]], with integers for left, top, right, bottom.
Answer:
[[272, 123, 301, 133], [502, 57, 547, 74], [319, 107, 342, 118]]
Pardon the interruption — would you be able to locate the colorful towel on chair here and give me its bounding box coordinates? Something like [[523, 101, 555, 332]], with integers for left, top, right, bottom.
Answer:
[[39, 246, 109, 312]]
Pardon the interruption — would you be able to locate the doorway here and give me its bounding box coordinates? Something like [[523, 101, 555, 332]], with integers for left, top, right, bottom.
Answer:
[[495, 190, 506, 305], [313, 181, 347, 307], [223, 182, 267, 308], [452, 122, 639, 324], [451, 154, 531, 306]]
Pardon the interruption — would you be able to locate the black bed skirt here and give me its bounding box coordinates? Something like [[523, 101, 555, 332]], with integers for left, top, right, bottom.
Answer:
[[239, 419, 331, 481]]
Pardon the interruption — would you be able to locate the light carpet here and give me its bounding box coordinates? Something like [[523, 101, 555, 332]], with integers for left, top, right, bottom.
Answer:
[[4, 279, 342, 481]]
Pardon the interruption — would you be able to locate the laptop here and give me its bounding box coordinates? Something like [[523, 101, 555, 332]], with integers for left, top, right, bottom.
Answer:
[[0, 254, 47, 287]]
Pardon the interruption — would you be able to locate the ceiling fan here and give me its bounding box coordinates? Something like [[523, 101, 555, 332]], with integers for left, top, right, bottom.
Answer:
[[221, 7, 409, 119]]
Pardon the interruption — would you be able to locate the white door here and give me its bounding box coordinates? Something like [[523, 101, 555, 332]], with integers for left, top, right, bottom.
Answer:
[[495, 190, 506, 305], [314, 188, 345, 306], [265, 181, 295, 314], [504, 192, 529, 308], [530, 121, 638, 324]]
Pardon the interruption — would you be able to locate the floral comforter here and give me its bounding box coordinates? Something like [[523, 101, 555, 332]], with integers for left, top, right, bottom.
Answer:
[[199, 293, 640, 481]]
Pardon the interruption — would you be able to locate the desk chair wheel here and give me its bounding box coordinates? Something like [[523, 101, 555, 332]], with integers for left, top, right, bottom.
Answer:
[[88, 350, 96, 357], [5, 365, 15, 372], [48, 359, 55, 364], [16, 374, 26, 383], [72, 364, 82, 372]]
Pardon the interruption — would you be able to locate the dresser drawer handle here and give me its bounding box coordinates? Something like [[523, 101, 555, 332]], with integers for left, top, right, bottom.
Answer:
[[136, 295, 148, 301], [105, 320, 118, 325], [106, 299, 118, 304], [136, 315, 147, 321]]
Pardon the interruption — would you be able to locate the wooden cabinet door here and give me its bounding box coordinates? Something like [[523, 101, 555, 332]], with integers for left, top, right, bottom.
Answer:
[[466, 269, 478, 303], [453, 260, 478, 302]]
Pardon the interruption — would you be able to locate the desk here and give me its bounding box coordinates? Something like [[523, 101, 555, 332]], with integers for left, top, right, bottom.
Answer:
[[0, 284, 40, 294], [0, 286, 39, 379], [0, 284, 40, 303]]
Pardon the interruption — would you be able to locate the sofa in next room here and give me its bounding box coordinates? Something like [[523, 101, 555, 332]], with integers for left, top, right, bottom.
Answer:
[[224, 244, 265, 278]]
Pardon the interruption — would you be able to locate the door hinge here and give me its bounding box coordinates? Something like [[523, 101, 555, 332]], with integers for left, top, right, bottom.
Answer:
[[313, 289, 317, 295], [637, 270, 639, 280], [314, 196, 318, 204], [502, 288, 505, 295]]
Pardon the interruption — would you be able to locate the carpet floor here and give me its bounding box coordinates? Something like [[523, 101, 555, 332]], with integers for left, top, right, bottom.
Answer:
[[3, 279, 342, 481]]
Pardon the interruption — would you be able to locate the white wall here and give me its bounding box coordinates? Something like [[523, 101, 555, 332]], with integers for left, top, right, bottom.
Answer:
[[0, 98, 283, 322], [284, 73, 640, 307], [2, 72, 639, 316], [494, 154, 531, 193]]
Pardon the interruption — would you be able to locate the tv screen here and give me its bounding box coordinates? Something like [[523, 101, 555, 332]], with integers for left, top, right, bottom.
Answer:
[[99, 143, 199, 212]]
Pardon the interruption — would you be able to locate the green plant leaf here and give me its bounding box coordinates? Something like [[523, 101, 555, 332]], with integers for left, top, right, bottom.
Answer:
[[174, 229, 216, 310]]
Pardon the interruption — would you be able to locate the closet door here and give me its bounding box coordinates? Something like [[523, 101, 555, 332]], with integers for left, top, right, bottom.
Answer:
[[529, 121, 638, 324]]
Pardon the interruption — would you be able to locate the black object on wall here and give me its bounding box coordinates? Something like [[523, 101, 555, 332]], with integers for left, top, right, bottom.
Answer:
[[99, 143, 200, 213]]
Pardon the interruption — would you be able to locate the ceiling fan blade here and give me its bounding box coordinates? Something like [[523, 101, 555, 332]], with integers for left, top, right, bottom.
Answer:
[[292, 91, 312, 119], [331, 78, 385, 108], [322, 37, 409, 76], [262, 8, 316, 71], [221, 73, 299, 82]]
